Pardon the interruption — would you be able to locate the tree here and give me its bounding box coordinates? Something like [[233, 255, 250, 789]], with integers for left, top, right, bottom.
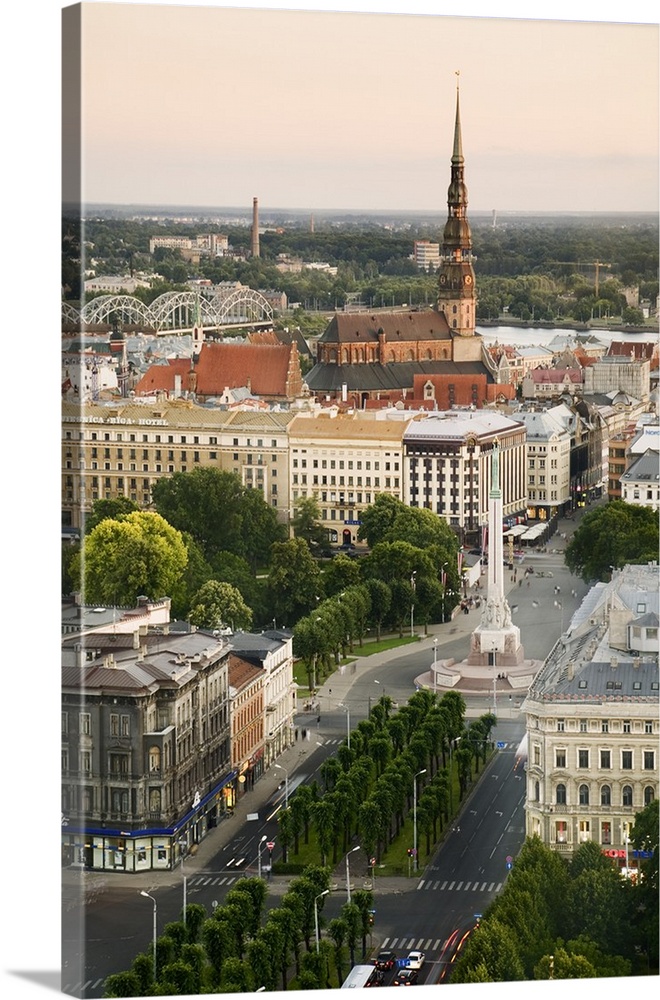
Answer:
[[188, 579, 253, 631], [83, 496, 140, 535], [564, 501, 659, 582], [357, 493, 404, 547], [76, 511, 188, 606], [291, 496, 330, 553], [266, 537, 323, 624], [168, 532, 214, 620]]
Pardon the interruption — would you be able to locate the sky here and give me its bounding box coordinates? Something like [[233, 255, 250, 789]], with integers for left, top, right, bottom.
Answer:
[[2, 4, 659, 1000], [72, 3, 659, 214]]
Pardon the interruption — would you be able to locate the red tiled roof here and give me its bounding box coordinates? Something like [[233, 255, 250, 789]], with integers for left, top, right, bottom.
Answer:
[[134, 358, 192, 395], [195, 342, 293, 396]]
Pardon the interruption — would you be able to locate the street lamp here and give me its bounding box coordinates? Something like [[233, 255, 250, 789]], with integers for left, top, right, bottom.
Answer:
[[448, 738, 462, 813], [177, 835, 188, 925], [413, 768, 427, 872], [274, 763, 289, 808], [257, 834, 267, 879], [345, 844, 360, 903], [314, 888, 330, 953], [441, 562, 448, 623], [338, 702, 351, 748], [410, 571, 417, 637], [140, 890, 157, 981], [432, 638, 439, 695]]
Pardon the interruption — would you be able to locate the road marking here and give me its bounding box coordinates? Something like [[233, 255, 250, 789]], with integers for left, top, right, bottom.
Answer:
[[390, 937, 399, 948], [480, 881, 488, 891], [382, 937, 391, 948], [417, 879, 425, 890], [202, 877, 212, 885], [488, 882, 495, 891], [455, 881, 463, 891], [227, 877, 236, 885], [432, 880, 440, 890], [415, 938, 424, 949], [462, 881, 470, 890], [472, 882, 480, 891], [424, 939, 432, 950], [448, 881, 455, 890], [440, 880, 447, 890], [432, 939, 441, 951], [496, 882, 502, 891]]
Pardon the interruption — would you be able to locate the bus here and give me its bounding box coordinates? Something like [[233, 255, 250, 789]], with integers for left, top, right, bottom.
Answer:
[[341, 965, 383, 988]]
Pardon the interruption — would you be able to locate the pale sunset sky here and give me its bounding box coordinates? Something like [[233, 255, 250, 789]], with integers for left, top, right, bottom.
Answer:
[[73, 1, 659, 214], [2, 4, 659, 1000]]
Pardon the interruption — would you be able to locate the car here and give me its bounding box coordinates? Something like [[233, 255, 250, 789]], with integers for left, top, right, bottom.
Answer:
[[393, 969, 419, 986], [374, 950, 397, 970], [405, 951, 425, 970], [365, 969, 385, 987]]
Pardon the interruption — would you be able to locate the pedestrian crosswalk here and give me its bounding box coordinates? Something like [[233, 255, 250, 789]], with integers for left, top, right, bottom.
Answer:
[[380, 936, 443, 952], [187, 874, 241, 888], [416, 878, 502, 893]]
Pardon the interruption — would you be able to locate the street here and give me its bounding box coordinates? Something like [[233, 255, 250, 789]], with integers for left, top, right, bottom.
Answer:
[[63, 513, 590, 995]]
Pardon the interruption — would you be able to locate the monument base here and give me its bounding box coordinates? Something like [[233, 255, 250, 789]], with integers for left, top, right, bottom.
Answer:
[[466, 624, 525, 667]]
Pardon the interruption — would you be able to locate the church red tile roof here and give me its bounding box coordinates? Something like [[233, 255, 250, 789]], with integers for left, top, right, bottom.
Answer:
[[134, 358, 193, 395]]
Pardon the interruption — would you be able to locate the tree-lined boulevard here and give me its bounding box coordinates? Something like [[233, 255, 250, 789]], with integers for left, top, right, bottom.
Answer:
[[62, 510, 595, 996]]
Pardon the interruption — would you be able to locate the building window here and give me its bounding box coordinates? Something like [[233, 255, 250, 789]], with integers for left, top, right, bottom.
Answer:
[[555, 749, 566, 768], [579, 719, 587, 732], [80, 713, 91, 735], [557, 719, 565, 732], [601, 785, 611, 806], [622, 785, 633, 807], [601, 821, 611, 845], [110, 714, 119, 736], [601, 720, 609, 733], [555, 820, 567, 843], [600, 749, 611, 769], [556, 783, 566, 805], [645, 720, 654, 734], [149, 747, 161, 772], [623, 720, 631, 734], [62, 712, 68, 734], [644, 786, 655, 805], [579, 784, 590, 805], [621, 750, 633, 770], [121, 715, 130, 737], [643, 750, 655, 770], [79, 750, 91, 773], [578, 749, 589, 768]]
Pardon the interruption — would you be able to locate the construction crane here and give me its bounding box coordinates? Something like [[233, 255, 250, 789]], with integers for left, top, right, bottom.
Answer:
[[547, 260, 612, 297]]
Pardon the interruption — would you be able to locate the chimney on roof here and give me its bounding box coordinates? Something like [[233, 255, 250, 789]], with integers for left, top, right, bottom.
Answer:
[[567, 661, 574, 681], [251, 197, 260, 258], [610, 655, 618, 670], [133, 630, 140, 650]]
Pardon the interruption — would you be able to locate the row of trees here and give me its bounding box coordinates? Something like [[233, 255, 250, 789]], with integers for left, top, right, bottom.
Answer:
[[451, 799, 659, 982], [564, 501, 660, 583], [276, 687, 496, 872], [103, 864, 376, 996]]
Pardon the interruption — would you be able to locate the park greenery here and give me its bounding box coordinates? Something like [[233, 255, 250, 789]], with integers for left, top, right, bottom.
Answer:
[[564, 501, 660, 583], [63, 481, 464, 636]]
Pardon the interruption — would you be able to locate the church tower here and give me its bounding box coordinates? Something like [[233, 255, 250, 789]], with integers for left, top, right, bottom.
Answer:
[[437, 75, 476, 337]]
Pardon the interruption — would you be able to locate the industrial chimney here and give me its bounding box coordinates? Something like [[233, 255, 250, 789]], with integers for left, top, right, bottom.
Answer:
[[251, 197, 260, 257]]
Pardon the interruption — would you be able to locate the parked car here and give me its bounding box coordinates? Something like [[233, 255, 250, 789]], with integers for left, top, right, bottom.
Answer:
[[404, 951, 425, 970], [393, 969, 419, 986], [374, 951, 397, 970]]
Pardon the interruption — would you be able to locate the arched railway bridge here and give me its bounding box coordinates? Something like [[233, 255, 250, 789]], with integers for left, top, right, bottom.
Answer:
[[62, 287, 274, 335]]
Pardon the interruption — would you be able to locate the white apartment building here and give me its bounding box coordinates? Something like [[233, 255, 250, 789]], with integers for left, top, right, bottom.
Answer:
[[523, 562, 659, 868], [620, 451, 660, 510], [413, 239, 441, 272], [401, 410, 527, 539], [516, 408, 572, 521]]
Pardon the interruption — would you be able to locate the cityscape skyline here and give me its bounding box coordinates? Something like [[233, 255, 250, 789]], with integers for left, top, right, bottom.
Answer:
[[72, 3, 659, 215]]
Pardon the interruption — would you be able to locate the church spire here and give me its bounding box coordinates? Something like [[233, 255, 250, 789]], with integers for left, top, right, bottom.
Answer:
[[436, 72, 476, 337], [452, 71, 463, 164]]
